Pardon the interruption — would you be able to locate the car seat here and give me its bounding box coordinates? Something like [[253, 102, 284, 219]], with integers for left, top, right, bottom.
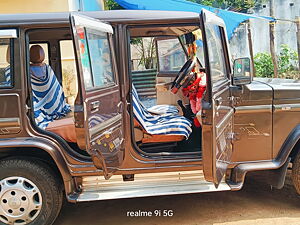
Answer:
[[29, 45, 77, 143], [132, 85, 192, 143]]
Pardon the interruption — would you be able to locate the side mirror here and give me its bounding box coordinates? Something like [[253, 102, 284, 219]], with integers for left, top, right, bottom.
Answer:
[[232, 57, 252, 86]]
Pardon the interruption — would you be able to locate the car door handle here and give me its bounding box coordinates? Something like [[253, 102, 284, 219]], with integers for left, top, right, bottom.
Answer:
[[117, 102, 123, 113], [215, 97, 223, 111], [91, 101, 100, 111], [215, 97, 223, 106]]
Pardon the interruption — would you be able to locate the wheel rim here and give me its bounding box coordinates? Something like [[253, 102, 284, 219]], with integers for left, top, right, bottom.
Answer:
[[0, 177, 42, 225]]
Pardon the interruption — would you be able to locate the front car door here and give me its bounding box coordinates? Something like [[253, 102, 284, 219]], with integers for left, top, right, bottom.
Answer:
[[199, 10, 234, 187], [70, 14, 124, 179]]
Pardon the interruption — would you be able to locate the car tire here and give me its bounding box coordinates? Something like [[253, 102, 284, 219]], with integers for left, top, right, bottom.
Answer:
[[292, 151, 300, 195], [0, 158, 63, 225]]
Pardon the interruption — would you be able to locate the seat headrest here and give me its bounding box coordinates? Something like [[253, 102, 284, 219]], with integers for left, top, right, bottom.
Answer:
[[30, 45, 45, 64]]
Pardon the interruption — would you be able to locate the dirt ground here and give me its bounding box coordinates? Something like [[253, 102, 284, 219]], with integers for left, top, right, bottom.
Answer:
[[54, 170, 300, 225]]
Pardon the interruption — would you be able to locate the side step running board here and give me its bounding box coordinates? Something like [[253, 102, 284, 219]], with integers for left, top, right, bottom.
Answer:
[[74, 171, 231, 202]]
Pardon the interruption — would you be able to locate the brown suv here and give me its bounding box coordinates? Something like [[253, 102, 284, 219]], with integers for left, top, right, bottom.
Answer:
[[0, 9, 300, 225]]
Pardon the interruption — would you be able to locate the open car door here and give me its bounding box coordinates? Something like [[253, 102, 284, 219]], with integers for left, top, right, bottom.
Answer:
[[70, 14, 124, 179], [199, 10, 234, 187]]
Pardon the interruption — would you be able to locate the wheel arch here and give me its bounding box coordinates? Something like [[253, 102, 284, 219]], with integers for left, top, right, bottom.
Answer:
[[289, 139, 300, 163], [282, 124, 300, 163], [0, 137, 76, 195]]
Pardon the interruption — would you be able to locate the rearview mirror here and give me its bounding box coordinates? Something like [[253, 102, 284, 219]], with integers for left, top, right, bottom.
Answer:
[[232, 57, 252, 85]]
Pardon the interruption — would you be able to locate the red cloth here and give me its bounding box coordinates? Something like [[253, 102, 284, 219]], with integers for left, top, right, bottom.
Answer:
[[182, 72, 206, 127]]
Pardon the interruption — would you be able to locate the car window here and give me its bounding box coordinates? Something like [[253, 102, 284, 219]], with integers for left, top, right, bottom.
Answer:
[[0, 39, 12, 88], [157, 38, 187, 72], [60, 40, 78, 106], [85, 28, 115, 89], [180, 29, 205, 68], [130, 37, 157, 71], [205, 24, 227, 83]]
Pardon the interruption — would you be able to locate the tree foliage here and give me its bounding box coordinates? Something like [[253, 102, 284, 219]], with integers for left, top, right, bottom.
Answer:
[[254, 45, 299, 78], [104, 0, 123, 10], [131, 38, 157, 70], [104, 0, 264, 12], [187, 0, 263, 12]]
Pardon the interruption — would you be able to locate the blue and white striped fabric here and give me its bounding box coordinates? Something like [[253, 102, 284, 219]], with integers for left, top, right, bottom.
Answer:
[[31, 64, 71, 129], [147, 104, 179, 115], [4, 67, 11, 86], [132, 85, 192, 139], [0, 66, 11, 87]]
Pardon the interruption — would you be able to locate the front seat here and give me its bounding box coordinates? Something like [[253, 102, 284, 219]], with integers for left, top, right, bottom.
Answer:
[[29, 44, 77, 143], [132, 85, 192, 143]]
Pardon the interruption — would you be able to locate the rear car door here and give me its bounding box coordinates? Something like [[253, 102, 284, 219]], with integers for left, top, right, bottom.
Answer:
[[70, 14, 124, 179], [200, 10, 234, 187], [0, 30, 22, 136]]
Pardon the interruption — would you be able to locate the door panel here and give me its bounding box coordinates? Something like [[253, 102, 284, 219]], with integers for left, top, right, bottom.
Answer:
[[70, 14, 124, 179], [0, 94, 21, 135], [0, 35, 21, 136], [200, 10, 234, 187], [213, 84, 234, 184]]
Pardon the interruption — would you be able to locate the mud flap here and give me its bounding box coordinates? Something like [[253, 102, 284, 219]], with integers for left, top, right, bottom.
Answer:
[[266, 157, 291, 189]]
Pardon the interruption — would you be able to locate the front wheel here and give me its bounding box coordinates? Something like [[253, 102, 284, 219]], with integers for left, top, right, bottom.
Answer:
[[0, 158, 63, 225], [292, 151, 300, 195]]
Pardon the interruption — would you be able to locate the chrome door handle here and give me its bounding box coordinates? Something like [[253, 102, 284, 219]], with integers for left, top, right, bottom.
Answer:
[[91, 101, 100, 111], [215, 97, 223, 106], [215, 97, 223, 111], [117, 102, 123, 113]]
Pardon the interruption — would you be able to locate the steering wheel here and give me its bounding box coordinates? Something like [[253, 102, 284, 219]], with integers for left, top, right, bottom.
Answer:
[[171, 57, 197, 94]]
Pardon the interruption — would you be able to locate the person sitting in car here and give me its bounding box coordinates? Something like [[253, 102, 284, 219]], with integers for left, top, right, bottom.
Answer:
[[29, 45, 76, 143]]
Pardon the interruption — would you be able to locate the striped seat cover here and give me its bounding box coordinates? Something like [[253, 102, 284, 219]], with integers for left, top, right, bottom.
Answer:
[[4, 67, 11, 86], [31, 64, 71, 129], [147, 104, 179, 115], [132, 85, 192, 139]]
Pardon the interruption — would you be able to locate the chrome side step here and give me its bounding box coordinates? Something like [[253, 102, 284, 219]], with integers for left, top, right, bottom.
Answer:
[[76, 171, 231, 202]]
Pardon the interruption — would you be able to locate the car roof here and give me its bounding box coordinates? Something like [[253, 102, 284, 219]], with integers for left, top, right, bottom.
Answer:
[[0, 10, 200, 26]]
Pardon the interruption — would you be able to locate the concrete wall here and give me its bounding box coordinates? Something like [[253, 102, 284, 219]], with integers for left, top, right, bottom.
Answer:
[[0, 0, 70, 14], [0, 0, 105, 14], [229, 0, 299, 60]]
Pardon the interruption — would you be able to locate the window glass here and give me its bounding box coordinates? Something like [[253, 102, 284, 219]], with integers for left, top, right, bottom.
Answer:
[[86, 28, 115, 88], [76, 27, 93, 89], [0, 39, 12, 88], [130, 37, 157, 71], [60, 40, 78, 106], [157, 38, 187, 72], [180, 29, 205, 68], [193, 29, 205, 67], [205, 24, 227, 83]]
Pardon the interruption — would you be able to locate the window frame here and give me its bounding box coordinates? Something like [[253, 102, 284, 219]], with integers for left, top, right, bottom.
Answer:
[[204, 24, 229, 86], [0, 38, 14, 89], [127, 23, 202, 75], [82, 28, 117, 92]]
